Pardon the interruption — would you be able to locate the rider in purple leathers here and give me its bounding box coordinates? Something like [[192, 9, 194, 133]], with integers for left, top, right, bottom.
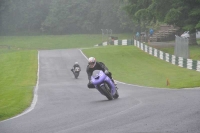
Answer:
[[86, 57, 116, 88]]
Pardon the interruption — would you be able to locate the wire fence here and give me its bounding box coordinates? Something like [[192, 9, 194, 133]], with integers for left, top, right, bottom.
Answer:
[[174, 35, 189, 59], [101, 29, 112, 42]]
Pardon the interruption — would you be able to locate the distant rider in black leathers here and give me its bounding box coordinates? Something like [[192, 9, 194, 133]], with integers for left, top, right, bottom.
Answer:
[[71, 62, 81, 74]]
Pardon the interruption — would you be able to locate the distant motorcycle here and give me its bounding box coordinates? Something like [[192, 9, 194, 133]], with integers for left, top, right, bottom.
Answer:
[[91, 70, 119, 100], [73, 67, 80, 79]]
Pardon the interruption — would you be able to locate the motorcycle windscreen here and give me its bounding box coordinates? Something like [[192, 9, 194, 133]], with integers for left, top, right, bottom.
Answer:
[[92, 70, 101, 79], [74, 67, 80, 71]]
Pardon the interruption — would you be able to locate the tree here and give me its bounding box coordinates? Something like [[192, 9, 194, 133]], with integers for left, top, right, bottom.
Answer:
[[154, 0, 200, 45], [0, 0, 51, 35], [0, 0, 134, 35], [0, 0, 7, 34], [122, 0, 153, 33], [123, 0, 200, 45]]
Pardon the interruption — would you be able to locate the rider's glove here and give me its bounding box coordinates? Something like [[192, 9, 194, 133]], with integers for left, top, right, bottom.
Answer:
[[104, 70, 109, 74], [89, 80, 93, 84]]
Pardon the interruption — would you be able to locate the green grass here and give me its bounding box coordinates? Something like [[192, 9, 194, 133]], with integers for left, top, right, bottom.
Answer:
[[155, 45, 200, 60], [0, 34, 133, 121], [154, 39, 200, 61], [0, 34, 199, 121], [0, 34, 133, 50], [82, 46, 200, 89], [0, 50, 37, 121]]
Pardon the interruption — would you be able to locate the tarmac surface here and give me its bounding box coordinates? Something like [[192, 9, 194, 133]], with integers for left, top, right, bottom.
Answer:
[[0, 48, 200, 133]]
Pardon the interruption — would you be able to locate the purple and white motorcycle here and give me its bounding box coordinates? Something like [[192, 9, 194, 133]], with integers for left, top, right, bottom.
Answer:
[[91, 70, 119, 100]]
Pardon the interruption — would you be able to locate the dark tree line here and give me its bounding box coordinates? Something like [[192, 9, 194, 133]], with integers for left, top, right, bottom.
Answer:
[[123, 0, 200, 44], [1, 0, 199, 41], [0, 0, 134, 35]]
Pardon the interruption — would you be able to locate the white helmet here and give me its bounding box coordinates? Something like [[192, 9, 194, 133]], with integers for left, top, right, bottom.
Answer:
[[88, 57, 96, 68], [75, 62, 78, 65]]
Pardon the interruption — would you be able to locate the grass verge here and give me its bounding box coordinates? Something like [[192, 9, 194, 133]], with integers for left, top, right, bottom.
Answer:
[[0, 34, 133, 50], [82, 45, 200, 89], [0, 50, 37, 121], [0, 34, 199, 121], [153, 39, 200, 60]]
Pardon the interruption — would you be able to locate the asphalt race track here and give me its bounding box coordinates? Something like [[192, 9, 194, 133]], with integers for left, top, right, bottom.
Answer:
[[0, 49, 200, 133]]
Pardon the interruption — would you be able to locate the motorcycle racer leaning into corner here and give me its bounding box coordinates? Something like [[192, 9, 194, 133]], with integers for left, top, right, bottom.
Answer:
[[86, 57, 117, 88], [71, 62, 81, 74]]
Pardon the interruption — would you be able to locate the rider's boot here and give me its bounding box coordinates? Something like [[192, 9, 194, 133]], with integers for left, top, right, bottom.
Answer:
[[111, 79, 117, 85], [111, 79, 118, 89]]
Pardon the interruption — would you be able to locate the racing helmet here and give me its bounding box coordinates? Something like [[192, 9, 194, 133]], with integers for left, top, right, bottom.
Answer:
[[88, 57, 96, 68]]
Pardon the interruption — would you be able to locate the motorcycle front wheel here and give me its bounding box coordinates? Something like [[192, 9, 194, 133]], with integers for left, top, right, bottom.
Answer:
[[74, 72, 79, 79], [100, 83, 113, 100]]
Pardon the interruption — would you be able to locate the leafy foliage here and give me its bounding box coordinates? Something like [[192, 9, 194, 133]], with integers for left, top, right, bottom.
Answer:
[[123, 0, 200, 32], [0, 0, 134, 35], [122, 0, 200, 45]]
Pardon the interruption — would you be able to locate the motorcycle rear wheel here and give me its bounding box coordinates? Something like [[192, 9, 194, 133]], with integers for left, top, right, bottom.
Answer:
[[113, 90, 119, 99]]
